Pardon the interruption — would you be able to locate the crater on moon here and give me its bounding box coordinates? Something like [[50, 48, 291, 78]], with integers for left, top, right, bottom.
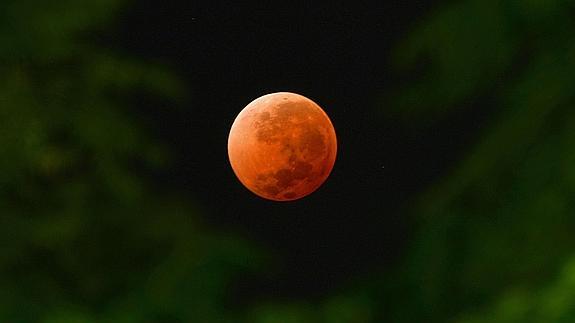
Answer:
[[228, 92, 337, 201]]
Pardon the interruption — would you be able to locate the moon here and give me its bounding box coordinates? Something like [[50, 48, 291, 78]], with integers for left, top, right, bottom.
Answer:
[[228, 92, 337, 201]]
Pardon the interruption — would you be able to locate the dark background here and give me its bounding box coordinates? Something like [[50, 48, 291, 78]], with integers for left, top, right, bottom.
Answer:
[[2, 0, 575, 322], [114, 0, 455, 297]]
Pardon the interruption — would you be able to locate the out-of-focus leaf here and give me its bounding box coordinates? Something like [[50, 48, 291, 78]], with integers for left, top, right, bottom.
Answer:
[[378, 0, 575, 322], [390, 0, 515, 121], [323, 295, 374, 323], [249, 302, 317, 323], [388, 0, 574, 124], [0, 0, 123, 60], [455, 258, 575, 323], [0, 0, 262, 322]]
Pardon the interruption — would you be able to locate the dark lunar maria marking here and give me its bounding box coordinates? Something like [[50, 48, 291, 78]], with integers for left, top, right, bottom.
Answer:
[[273, 161, 313, 190]]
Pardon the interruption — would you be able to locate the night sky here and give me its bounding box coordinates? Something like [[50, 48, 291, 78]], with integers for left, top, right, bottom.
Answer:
[[108, 0, 484, 303]]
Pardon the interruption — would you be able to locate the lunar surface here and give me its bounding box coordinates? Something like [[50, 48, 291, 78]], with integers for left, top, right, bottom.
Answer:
[[228, 92, 337, 201]]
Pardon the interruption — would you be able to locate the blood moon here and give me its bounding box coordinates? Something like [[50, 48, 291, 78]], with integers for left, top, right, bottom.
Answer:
[[228, 92, 337, 201]]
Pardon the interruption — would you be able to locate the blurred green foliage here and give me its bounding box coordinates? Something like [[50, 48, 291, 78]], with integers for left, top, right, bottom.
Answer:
[[382, 0, 575, 322], [2, 0, 575, 322], [0, 1, 260, 322]]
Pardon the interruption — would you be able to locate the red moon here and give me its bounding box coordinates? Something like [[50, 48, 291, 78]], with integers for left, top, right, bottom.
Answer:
[[228, 92, 337, 201]]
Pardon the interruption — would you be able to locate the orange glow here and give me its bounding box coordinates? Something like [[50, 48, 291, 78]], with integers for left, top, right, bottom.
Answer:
[[228, 92, 337, 201]]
